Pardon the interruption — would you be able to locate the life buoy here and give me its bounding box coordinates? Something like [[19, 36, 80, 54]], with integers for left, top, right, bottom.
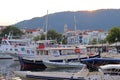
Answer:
[[75, 48, 80, 54], [87, 53, 94, 56]]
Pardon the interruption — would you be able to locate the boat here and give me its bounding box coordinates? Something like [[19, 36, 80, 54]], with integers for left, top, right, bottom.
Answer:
[[0, 33, 37, 60], [42, 59, 86, 69], [99, 64, 120, 75], [97, 64, 120, 80], [18, 44, 100, 70], [18, 10, 100, 70], [81, 58, 120, 71], [14, 71, 86, 80], [0, 52, 12, 59]]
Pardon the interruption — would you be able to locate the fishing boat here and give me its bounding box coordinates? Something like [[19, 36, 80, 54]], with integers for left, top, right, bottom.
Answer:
[[0, 33, 37, 60], [18, 44, 87, 70], [42, 59, 86, 69], [18, 10, 100, 70], [81, 58, 120, 71], [18, 44, 100, 70]]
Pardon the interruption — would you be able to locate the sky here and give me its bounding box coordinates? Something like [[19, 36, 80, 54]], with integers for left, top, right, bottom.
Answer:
[[0, 0, 120, 26]]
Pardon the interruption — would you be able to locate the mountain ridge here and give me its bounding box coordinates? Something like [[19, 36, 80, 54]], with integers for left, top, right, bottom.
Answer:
[[14, 9, 120, 33]]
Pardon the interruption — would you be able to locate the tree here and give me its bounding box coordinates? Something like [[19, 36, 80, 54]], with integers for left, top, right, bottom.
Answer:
[[33, 36, 40, 41], [106, 27, 120, 44], [99, 39, 107, 44], [0, 25, 23, 38], [91, 38, 97, 45], [47, 30, 62, 43], [40, 30, 62, 43], [62, 37, 67, 44]]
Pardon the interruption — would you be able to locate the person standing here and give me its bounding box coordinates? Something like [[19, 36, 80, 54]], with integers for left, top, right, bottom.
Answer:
[[75, 47, 81, 61]]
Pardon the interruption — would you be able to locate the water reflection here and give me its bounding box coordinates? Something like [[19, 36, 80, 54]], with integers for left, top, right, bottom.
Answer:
[[44, 67, 82, 73], [0, 59, 82, 80], [0, 59, 20, 79]]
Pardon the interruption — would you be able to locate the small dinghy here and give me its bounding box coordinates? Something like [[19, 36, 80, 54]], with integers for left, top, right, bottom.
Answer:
[[42, 60, 86, 69]]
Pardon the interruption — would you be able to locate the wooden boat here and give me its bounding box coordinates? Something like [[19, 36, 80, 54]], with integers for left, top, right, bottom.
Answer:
[[18, 39, 100, 70], [19, 53, 100, 70], [81, 58, 120, 71], [42, 60, 86, 69], [14, 71, 85, 80]]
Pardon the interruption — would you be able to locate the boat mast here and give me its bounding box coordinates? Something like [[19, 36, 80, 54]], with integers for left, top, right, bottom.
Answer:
[[74, 15, 78, 45], [74, 15, 77, 35], [45, 10, 48, 40]]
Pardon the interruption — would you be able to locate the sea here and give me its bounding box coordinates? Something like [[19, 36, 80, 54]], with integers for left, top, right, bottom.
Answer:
[[0, 59, 82, 80], [0, 59, 20, 79]]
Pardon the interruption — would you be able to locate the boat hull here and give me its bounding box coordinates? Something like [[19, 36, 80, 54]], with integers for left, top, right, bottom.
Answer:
[[19, 57, 46, 70], [0, 53, 12, 59], [43, 60, 85, 69]]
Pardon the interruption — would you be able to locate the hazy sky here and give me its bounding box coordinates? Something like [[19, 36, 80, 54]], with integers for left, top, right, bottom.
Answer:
[[0, 0, 120, 26]]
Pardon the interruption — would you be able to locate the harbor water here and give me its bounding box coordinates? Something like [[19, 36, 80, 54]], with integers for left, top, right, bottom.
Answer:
[[0, 59, 20, 79], [0, 59, 82, 80]]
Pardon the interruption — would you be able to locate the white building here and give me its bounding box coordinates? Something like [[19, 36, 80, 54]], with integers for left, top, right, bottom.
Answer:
[[63, 29, 108, 45], [24, 28, 44, 39]]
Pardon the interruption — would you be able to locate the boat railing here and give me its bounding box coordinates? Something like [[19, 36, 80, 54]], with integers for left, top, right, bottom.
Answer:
[[103, 68, 120, 75]]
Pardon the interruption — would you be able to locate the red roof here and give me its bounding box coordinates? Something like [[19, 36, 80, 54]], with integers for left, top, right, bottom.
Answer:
[[26, 29, 40, 32]]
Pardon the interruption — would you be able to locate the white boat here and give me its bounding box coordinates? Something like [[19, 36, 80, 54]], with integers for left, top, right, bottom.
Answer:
[[19, 41, 94, 70], [97, 64, 120, 80], [42, 60, 85, 69], [0, 34, 36, 60], [99, 64, 120, 75], [0, 51, 12, 59]]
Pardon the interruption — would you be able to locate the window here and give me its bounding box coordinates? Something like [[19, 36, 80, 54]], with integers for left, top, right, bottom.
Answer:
[[15, 49, 18, 51]]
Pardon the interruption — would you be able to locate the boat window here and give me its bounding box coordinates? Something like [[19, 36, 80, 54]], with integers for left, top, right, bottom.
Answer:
[[106, 68, 119, 72], [36, 51, 39, 55], [15, 49, 18, 51], [21, 48, 25, 51], [10, 48, 12, 51], [32, 51, 34, 54], [116, 69, 120, 72], [44, 51, 48, 55], [52, 50, 60, 56], [118, 69, 120, 72], [2, 41, 8, 45], [27, 50, 30, 54]]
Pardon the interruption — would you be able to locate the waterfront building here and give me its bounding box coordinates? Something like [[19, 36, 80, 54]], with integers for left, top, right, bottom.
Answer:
[[63, 28, 108, 45], [22, 28, 44, 39]]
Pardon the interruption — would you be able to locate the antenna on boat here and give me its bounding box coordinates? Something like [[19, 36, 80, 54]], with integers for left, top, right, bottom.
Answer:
[[45, 10, 48, 40], [8, 31, 13, 39]]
